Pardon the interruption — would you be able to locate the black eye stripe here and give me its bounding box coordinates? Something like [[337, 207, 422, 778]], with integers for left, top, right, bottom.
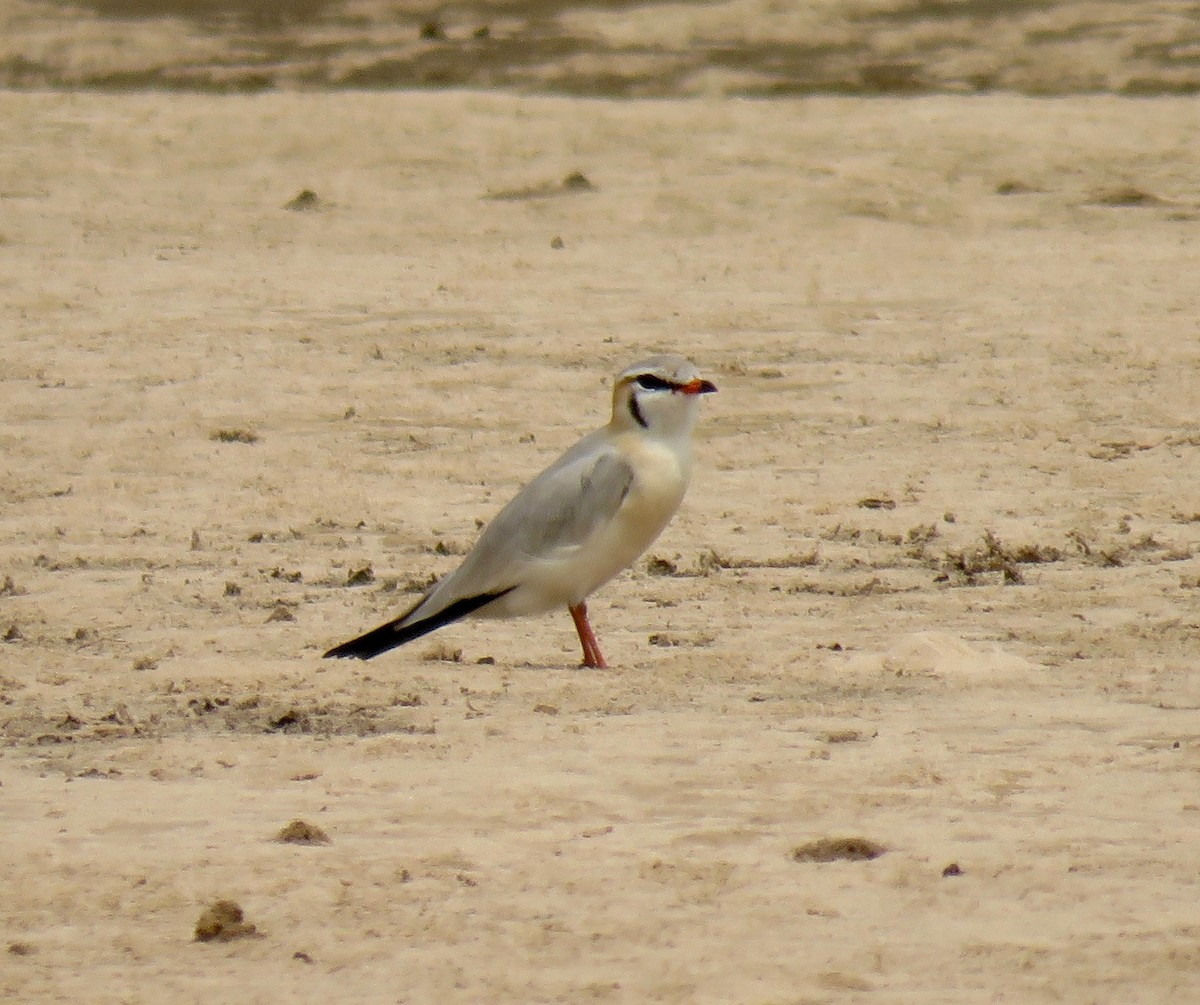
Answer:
[[635, 374, 673, 391]]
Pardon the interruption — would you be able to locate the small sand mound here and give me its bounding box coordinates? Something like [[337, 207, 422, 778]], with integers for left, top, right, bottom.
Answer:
[[275, 819, 331, 845], [850, 631, 1033, 680]]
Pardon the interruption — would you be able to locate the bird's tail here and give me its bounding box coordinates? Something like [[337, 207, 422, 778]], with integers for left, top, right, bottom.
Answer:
[[322, 588, 513, 660]]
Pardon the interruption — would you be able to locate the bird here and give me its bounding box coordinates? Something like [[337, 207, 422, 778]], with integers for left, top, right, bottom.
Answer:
[[323, 354, 717, 667]]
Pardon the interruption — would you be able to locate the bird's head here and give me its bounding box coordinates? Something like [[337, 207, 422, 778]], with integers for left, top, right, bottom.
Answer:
[[610, 355, 717, 439]]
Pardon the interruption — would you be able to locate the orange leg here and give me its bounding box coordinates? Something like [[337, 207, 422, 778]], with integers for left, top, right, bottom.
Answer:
[[568, 602, 608, 669]]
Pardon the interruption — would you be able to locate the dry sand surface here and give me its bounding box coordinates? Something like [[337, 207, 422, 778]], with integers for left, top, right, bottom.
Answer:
[[3, 85, 1200, 1002], [5, 0, 1200, 96]]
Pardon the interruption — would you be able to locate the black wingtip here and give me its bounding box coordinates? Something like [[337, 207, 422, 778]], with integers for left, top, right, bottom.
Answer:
[[322, 639, 379, 660], [321, 588, 515, 661], [321, 616, 430, 661]]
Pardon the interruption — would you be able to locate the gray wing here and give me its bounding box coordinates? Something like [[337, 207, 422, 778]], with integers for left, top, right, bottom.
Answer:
[[507, 447, 634, 560], [406, 433, 634, 615]]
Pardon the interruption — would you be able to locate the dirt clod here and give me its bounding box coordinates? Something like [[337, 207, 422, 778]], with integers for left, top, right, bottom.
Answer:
[[284, 189, 320, 211], [346, 565, 374, 586], [210, 428, 258, 444], [193, 900, 259, 942], [790, 837, 886, 863], [1087, 186, 1167, 207]]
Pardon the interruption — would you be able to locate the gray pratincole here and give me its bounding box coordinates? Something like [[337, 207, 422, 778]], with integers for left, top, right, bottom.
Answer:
[[322, 354, 717, 668]]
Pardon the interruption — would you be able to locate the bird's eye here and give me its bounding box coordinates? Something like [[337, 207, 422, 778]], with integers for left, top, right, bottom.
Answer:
[[635, 374, 673, 391]]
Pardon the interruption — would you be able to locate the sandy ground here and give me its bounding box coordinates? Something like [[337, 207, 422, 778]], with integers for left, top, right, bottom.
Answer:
[[3, 89, 1200, 1002], [5, 0, 1200, 96]]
